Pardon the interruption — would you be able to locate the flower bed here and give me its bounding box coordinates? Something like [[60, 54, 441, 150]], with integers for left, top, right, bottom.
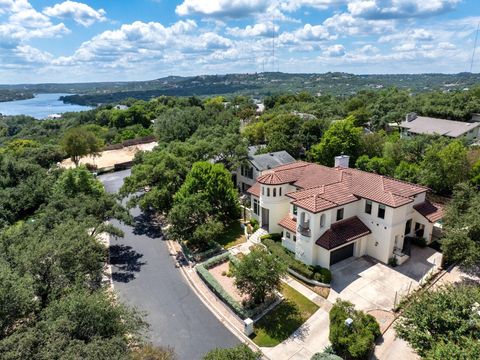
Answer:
[[263, 238, 332, 284]]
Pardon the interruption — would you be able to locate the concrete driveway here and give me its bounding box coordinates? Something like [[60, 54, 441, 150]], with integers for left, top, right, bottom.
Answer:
[[328, 247, 442, 311], [99, 170, 239, 360]]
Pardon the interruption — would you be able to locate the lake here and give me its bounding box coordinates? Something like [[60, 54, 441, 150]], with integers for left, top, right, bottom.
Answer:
[[0, 93, 93, 119]]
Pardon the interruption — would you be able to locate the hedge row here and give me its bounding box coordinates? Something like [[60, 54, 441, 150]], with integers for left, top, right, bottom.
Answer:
[[196, 252, 247, 318], [260, 233, 282, 242], [263, 238, 332, 284]]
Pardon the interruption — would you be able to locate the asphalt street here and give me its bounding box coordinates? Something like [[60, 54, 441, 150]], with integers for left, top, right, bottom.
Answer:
[[99, 170, 239, 360]]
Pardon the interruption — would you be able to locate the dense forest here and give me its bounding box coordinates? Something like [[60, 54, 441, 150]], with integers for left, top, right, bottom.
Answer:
[[1, 83, 480, 358]]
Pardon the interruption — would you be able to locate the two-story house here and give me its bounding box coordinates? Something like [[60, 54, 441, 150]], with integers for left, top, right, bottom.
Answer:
[[236, 147, 295, 193], [247, 156, 443, 269]]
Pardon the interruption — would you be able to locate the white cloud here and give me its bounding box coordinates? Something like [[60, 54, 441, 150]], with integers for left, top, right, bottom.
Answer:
[[176, 0, 271, 18], [323, 12, 394, 36], [43, 1, 106, 27], [347, 0, 461, 20], [323, 44, 345, 57], [280, 0, 345, 12], [392, 42, 416, 52], [227, 22, 277, 37], [278, 23, 333, 47]]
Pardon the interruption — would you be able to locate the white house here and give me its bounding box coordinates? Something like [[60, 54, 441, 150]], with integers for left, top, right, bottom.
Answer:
[[247, 156, 443, 269], [400, 113, 480, 141], [236, 147, 295, 193]]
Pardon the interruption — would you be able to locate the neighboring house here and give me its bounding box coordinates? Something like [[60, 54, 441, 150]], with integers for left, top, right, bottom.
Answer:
[[236, 147, 296, 193], [400, 113, 480, 141], [247, 155, 443, 269]]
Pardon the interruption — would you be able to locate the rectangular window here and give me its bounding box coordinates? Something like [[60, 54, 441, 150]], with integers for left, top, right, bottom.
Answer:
[[262, 186, 264, 195], [378, 204, 386, 219], [336, 208, 344, 221], [286, 231, 291, 239], [365, 200, 372, 214], [279, 187, 282, 196], [247, 167, 254, 179], [293, 235, 297, 242], [293, 205, 298, 216], [253, 199, 259, 215], [240, 165, 244, 176]]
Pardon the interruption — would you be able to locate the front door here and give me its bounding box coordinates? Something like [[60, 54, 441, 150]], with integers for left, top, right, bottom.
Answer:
[[261, 207, 269, 232]]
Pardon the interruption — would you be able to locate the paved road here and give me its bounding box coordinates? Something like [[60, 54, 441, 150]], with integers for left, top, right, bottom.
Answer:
[[99, 170, 239, 360]]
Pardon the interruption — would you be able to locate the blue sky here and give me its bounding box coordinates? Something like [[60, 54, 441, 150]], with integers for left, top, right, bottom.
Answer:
[[1, 0, 480, 83]]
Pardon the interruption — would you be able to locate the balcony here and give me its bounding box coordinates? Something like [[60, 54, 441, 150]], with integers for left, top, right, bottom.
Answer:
[[297, 224, 311, 237]]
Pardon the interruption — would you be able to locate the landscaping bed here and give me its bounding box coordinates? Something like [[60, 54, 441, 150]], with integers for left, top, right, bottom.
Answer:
[[250, 283, 320, 347], [196, 253, 276, 320], [262, 238, 332, 284]]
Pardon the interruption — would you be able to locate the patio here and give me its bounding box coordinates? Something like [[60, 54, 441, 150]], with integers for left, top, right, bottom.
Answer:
[[328, 246, 442, 311]]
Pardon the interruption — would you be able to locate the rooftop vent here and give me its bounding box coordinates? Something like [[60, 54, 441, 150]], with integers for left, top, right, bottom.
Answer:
[[334, 155, 350, 168], [405, 112, 417, 122]]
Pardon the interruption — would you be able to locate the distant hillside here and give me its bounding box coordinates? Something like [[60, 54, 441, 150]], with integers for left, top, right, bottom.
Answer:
[[2, 72, 480, 106], [0, 90, 34, 102]]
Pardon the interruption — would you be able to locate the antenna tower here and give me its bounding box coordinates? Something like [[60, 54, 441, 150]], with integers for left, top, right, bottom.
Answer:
[[470, 22, 480, 73]]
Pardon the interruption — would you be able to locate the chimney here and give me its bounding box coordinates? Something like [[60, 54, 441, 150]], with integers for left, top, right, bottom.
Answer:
[[405, 112, 417, 122], [334, 155, 350, 168]]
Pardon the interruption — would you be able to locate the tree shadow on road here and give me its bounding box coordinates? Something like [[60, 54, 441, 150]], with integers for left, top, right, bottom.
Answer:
[[133, 212, 163, 239], [109, 244, 146, 283]]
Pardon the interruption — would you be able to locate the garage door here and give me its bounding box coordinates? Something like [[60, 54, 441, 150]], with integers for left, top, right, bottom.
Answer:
[[330, 243, 354, 265]]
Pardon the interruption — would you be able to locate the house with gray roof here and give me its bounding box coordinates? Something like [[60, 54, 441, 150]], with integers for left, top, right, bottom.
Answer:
[[400, 113, 480, 141], [236, 147, 296, 192]]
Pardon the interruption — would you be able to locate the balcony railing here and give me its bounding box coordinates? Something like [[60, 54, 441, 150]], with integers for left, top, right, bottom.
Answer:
[[297, 224, 311, 237]]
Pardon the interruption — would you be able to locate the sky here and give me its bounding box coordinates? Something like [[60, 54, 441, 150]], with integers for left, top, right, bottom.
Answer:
[[1, 0, 480, 83]]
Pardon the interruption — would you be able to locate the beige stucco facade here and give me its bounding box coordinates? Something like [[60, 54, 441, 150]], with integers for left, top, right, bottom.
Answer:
[[251, 184, 438, 269]]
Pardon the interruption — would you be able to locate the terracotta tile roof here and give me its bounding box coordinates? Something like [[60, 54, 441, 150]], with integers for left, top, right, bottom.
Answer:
[[278, 215, 297, 233], [316, 216, 371, 250], [246, 182, 260, 197], [413, 200, 444, 223], [255, 161, 427, 211]]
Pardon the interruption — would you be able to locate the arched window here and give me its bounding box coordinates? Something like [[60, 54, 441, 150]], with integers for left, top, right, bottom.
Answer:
[[273, 188, 276, 197], [279, 187, 282, 196], [262, 186, 265, 195], [267, 187, 270, 197], [320, 214, 326, 228]]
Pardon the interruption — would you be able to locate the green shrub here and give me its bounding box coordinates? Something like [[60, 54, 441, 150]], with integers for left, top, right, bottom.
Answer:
[[329, 300, 380, 360], [203, 344, 261, 360], [411, 236, 427, 247], [250, 218, 259, 232], [388, 256, 398, 267], [311, 352, 342, 360], [262, 239, 332, 284], [260, 233, 282, 242]]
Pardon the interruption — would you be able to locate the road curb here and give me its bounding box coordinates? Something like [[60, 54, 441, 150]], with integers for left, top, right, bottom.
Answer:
[[164, 239, 271, 359]]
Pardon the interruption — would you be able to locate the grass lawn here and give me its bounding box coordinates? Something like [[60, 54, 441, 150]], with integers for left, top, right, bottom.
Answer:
[[217, 220, 246, 249], [251, 284, 319, 347]]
